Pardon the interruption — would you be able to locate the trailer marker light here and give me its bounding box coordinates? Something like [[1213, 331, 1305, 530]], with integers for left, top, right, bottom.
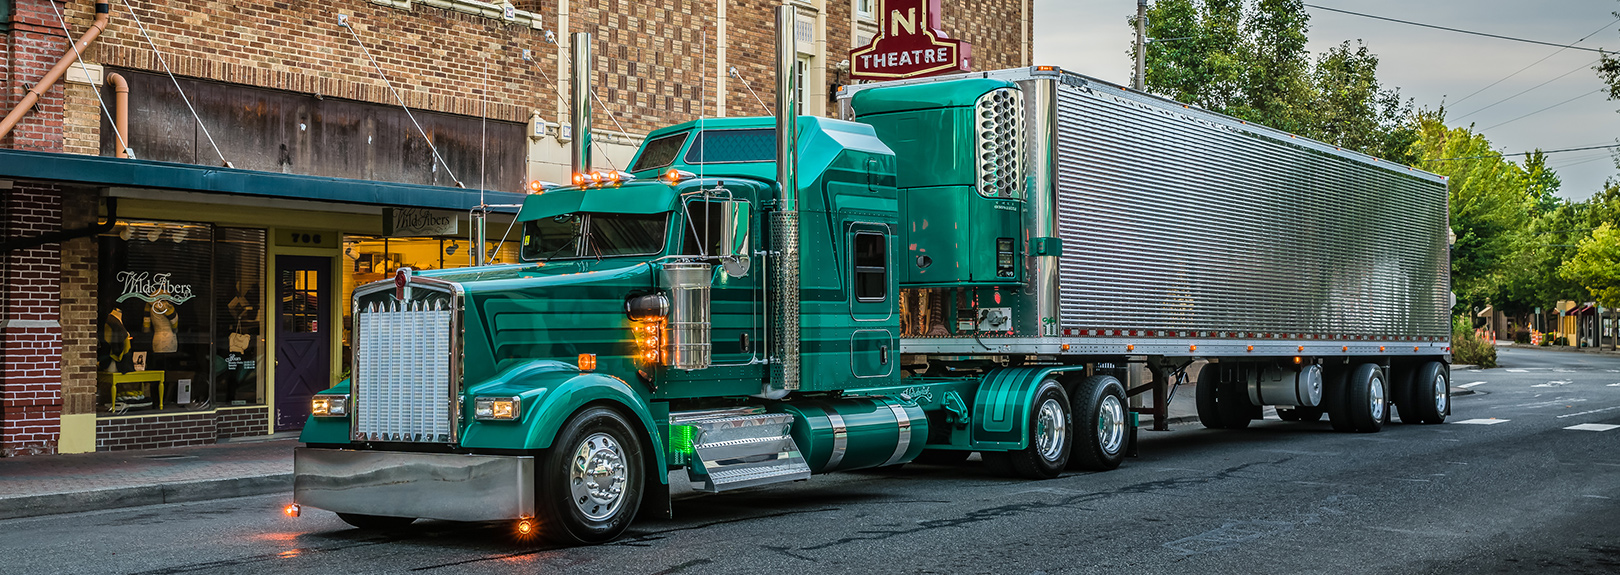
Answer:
[[284, 504, 301, 518], [578, 353, 597, 371], [1247, 345, 1254, 352], [1297, 345, 1304, 352], [1061, 344, 1071, 351], [1126, 344, 1134, 352], [1342, 346, 1348, 352], [1414, 346, 1420, 352], [1036, 65, 1056, 71], [1380, 346, 1386, 352], [1189, 345, 1197, 352]]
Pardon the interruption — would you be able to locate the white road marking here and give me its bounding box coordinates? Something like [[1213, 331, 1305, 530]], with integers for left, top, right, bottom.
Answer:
[[1460, 382, 1487, 388], [1516, 398, 1587, 409], [1532, 380, 1574, 387], [1554, 369, 1576, 373], [1583, 495, 1612, 499], [1505, 369, 1529, 373], [1454, 418, 1511, 425], [1565, 423, 1620, 432], [1557, 405, 1620, 419], [1395, 478, 1432, 483], [1608, 383, 1620, 387]]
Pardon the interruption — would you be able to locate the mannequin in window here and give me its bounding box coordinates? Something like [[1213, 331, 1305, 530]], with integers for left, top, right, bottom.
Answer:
[[99, 308, 131, 372], [149, 296, 178, 354]]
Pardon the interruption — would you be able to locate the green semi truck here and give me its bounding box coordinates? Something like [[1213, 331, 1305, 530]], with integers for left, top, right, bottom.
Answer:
[[291, 9, 1452, 545]]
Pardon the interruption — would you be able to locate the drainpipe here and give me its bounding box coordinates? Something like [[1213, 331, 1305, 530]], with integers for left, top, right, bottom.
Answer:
[[106, 72, 129, 158], [0, 197, 118, 253], [0, 1, 112, 142], [771, 5, 801, 391]]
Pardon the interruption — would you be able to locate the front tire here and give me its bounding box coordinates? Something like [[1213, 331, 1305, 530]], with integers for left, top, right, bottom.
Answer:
[[1068, 375, 1128, 471], [986, 380, 1072, 479], [535, 406, 645, 545]]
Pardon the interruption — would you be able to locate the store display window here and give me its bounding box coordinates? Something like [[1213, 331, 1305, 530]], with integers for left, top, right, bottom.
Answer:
[[97, 221, 266, 414]]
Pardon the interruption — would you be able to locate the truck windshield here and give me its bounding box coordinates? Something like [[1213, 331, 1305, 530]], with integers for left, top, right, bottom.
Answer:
[[520, 213, 668, 262]]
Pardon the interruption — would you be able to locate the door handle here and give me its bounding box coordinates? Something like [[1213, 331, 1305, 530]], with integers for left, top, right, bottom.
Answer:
[[879, 344, 888, 364]]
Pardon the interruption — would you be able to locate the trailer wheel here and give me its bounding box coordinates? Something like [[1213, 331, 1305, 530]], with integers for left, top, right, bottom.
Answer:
[[336, 513, 415, 530], [1408, 361, 1450, 424], [1390, 364, 1421, 424], [1344, 363, 1387, 433], [1068, 375, 1128, 471], [1195, 363, 1227, 429], [1324, 365, 1355, 432], [534, 406, 645, 545], [987, 380, 1072, 479]]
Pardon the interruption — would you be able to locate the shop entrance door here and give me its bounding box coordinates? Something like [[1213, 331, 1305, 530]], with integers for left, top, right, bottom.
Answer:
[[274, 256, 331, 431]]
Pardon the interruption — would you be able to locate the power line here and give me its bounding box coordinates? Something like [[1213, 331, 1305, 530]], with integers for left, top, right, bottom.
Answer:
[[1421, 143, 1620, 162], [1303, 4, 1610, 53], [1482, 89, 1605, 131], [1454, 58, 1602, 121], [1450, 16, 1620, 108]]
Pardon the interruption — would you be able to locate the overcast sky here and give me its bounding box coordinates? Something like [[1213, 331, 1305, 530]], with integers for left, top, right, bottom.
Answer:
[[1033, 0, 1620, 200]]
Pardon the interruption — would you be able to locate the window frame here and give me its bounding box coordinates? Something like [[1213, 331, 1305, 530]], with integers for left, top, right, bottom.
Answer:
[[852, 230, 887, 303]]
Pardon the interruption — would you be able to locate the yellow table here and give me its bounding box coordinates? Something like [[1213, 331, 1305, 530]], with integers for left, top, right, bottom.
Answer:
[[98, 371, 165, 411]]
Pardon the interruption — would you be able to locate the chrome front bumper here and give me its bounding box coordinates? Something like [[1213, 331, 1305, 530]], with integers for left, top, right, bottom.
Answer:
[[293, 448, 533, 522]]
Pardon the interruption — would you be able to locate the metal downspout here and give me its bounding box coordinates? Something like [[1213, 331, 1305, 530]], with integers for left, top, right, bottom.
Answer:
[[106, 72, 129, 158], [771, 5, 801, 391], [0, 1, 112, 142], [0, 197, 118, 253]]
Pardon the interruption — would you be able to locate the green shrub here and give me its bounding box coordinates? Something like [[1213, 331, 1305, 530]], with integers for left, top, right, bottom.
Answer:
[[1452, 315, 1498, 368]]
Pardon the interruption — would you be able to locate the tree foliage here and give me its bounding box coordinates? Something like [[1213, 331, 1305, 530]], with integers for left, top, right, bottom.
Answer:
[[1134, 0, 1416, 163], [1560, 223, 1620, 308]]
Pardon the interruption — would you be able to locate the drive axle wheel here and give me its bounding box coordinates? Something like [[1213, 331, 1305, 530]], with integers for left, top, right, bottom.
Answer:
[[336, 513, 415, 530], [1408, 361, 1450, 424], [1068, 375, 1128, 471], [535, 406, 645, 545], [987, 380, 1072, 479]]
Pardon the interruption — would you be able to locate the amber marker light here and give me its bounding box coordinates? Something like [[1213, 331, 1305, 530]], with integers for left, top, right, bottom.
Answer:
[[1414, 346, 1420, 352], [528, 179, 544, 193], [1126, 344, 1134, 352], [1380, 346, 1386, 352], [578, 353, 597, 371], [663, 169, 682, 184], [1190, 345, 1197, 352], [516, 517, 536, 537], [1247, 345, 1254, 352], [1061, 344, 1071, 352], [572, 172, 588, 186], [1342, 346, 1348, 352], [1293, 356, 1302, 364], [284, 504, 300, 518]]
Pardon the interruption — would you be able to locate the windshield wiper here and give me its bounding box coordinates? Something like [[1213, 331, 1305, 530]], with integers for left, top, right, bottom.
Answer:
[[537, 235, 581, 261]]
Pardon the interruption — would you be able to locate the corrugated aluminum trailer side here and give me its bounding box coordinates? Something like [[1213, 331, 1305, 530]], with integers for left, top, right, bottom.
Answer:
[[847, 67, 1451, 359]]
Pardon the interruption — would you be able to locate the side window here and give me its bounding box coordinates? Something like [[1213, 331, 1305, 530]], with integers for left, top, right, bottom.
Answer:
[[681, 201, 726, 257], [853, 232, 886, 302]]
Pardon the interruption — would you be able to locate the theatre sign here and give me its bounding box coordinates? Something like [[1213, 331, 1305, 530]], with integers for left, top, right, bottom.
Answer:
[[849, 0, 972, 81]]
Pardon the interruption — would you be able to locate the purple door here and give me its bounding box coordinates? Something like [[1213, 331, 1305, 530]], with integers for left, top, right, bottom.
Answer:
[[275, 256, 331, 431]]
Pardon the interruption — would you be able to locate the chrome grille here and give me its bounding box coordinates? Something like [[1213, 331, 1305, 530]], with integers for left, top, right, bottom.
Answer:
[[976, 87, 1025, 199], [354, 299, 454, 442]]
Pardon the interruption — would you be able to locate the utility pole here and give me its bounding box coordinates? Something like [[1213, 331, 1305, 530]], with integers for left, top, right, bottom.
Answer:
[[1134, 0, 1148, 91]]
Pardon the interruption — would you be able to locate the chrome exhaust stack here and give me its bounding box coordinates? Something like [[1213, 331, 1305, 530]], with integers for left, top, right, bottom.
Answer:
[[771, 5, 802, 391], [570, 32, 592, 176]]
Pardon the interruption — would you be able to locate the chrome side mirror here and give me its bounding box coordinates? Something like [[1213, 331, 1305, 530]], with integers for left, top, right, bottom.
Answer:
[[720, 201, 751, 277]]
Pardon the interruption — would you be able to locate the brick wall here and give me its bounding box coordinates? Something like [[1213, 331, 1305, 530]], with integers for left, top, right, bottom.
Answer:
[[4, 0, 73, 152], [95, 412, 214, 451], [216, 407, 268, 439], [59, 190, 96, 417], [1, 181, 64, 457]]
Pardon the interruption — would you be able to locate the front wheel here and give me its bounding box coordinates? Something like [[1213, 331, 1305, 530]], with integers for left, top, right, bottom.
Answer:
[[1068, 375, 1128, 471], [986, 380, 1072, 479], [534, 406, 645, 545]]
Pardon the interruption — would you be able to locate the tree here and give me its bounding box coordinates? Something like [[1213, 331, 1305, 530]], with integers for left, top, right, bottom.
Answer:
[[1560, 222, 1620, 308]]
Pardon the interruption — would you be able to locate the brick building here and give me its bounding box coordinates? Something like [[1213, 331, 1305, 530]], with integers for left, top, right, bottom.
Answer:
[[0, 0, 1033, 456]]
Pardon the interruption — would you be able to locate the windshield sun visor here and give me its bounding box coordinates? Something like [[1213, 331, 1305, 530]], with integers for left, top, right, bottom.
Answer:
[[516, 184, 679, 222]]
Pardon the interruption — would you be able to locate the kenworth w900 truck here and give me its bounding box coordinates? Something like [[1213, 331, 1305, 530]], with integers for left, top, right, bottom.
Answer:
[[291, 7, 1451, 544]]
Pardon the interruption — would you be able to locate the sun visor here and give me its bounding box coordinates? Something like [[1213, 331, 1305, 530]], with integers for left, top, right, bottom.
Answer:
[[516, 184, 678, 221]]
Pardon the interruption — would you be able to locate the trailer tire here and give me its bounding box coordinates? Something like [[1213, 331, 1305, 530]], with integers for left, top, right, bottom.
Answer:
[[534, 405, 645, 545], [987, 380, 1072, 479], [1409, 361, 1450, 424], [1344, 363, 1387, 433], [1068, 375, 1128, 471], [1217, 365, 1254, 429], [336, 513, 415, 530], [1325, 365, 1355, 432], [1391, 364, 1422, 424], [1196, 363, 1227, 429]]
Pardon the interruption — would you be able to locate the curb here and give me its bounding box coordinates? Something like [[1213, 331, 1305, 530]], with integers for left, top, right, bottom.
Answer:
[[0, 473, 291, 521]]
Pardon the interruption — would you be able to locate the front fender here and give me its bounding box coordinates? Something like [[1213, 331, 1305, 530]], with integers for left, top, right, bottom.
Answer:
[[971, 366, 1088, 450], [460, 361, 666, 483]]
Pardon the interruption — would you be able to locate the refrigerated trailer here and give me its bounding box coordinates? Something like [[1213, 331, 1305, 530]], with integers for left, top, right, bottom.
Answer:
[[291, 8, 1451, 545]]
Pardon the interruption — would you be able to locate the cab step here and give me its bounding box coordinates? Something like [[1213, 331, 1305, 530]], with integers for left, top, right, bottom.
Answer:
[[670, 411, 810, 493]]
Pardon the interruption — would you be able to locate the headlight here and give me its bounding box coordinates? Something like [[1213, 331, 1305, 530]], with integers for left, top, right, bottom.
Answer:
[[474, 396, 521, 420], [311, 394, 348, 417]]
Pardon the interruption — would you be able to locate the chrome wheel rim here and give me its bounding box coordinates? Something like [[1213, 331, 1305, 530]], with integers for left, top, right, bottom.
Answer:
[[1035, 398, 1067, 462], [1369, 375, 1386, 420], [1098, 395, 1125, 455], [1433, 372, 1449, 413], [569, 432, 627, 521]]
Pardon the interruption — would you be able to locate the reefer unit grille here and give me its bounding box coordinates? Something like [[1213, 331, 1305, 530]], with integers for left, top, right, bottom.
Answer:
[[1050, 81, 1450, 338], [353, 300, 455, 442], [976, 87, 1025, 199]]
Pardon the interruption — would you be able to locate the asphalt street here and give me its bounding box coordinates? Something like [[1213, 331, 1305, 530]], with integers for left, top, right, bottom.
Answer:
[[3, 346, 1617, 575]]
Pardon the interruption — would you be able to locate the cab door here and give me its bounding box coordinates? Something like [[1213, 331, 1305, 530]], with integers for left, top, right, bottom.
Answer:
[[847, 222, 896, 379]]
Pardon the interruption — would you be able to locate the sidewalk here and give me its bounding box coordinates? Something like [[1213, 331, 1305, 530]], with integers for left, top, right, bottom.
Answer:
[[0, 434, 295, 520]]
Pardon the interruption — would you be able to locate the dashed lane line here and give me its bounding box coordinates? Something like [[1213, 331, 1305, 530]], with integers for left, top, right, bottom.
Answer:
[[1453, 418, 1511, 425], [1565, 423, 1620, 432], [1460, 382, 1487, 388], [1557, 405, 1620, 419], [1532, 380, 1574, 387]]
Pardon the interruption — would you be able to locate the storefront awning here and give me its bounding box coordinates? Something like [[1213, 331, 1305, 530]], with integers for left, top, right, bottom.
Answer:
[[0, 148, 521, 212]]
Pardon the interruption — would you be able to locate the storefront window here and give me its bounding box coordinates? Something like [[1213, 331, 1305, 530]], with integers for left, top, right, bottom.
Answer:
[[97, 221, 266, 414], [339, 236, 518, 377]]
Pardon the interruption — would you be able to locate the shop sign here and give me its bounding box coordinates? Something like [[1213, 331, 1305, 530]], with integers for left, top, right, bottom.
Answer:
[[384, 207, 459, 237], [849, 0, 972, 81], [114, 271, 195, 305]]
